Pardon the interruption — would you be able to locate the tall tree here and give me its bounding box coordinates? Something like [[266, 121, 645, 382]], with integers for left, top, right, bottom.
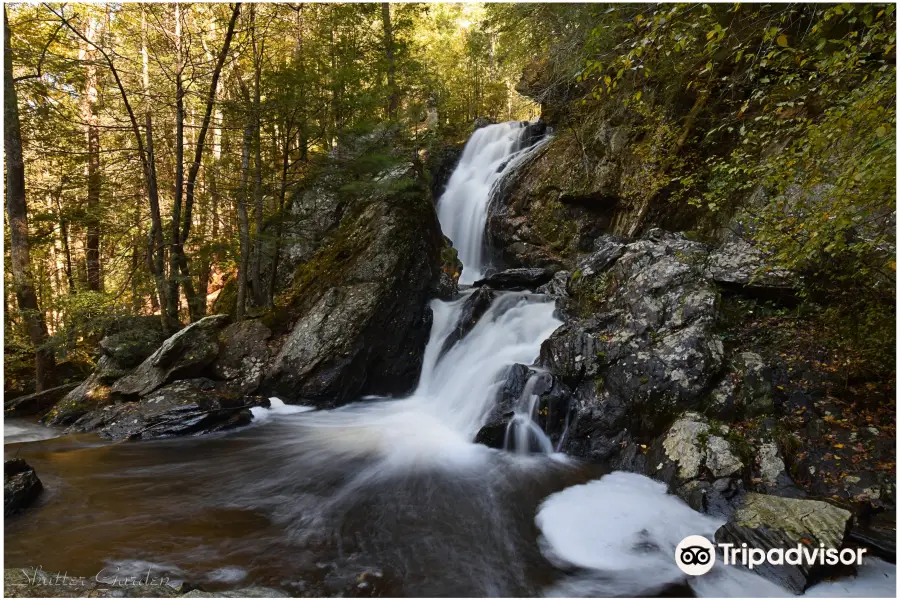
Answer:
[[382, 3, 398, 119], [79, 11, 103, 292], [5, 7, 56, 391]]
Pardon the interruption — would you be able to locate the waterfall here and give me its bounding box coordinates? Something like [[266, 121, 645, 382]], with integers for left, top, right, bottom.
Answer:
[[437, 121, 549, 284], [414, 290, 561, 441]]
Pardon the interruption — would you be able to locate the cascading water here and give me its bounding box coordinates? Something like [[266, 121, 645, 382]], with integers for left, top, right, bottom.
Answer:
[[281, 121, 561, 461], [437, 121, 550, 284], [8, 121, 894, 599]]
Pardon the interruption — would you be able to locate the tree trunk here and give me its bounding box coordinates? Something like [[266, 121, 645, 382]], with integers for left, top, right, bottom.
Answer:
[[53, 178, 76, 295], [236, 117, 253, 322], [249, 4, 265, 307], [80, 14, 102, 292], [381, 3, 398, 120], [139, 9, 173, 332], [5, 8, 56, 391], [168, 3, 185, 321]]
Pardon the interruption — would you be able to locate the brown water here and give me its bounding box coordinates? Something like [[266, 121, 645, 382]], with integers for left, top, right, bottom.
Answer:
[[5, 414, 604, 596]]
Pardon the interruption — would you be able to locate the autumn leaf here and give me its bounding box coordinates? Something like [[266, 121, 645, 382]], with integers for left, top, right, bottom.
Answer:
[[776, 34, 788, 47]]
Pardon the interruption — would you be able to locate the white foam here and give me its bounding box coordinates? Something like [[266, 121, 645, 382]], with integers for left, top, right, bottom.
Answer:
[[537, 471, 898, 597], [249, 397, 315, 423], [805, 557, 896, 597]]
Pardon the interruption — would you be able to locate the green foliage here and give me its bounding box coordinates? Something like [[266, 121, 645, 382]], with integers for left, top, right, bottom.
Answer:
[[571, 3, 896, 373]]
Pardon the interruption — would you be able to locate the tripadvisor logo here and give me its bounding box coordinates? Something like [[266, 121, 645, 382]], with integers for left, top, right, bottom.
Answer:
[[676, 535, 716, 575], [675, 535, 868, 576]]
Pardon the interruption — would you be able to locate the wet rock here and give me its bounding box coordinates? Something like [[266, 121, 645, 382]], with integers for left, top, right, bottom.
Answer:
[[4, 382, 79, 417], [475, 363, 529, 448], [112, 315, 229, 399], [4, 459, 43, 516], [517, 120, 548, 150], [70, 378, 261, 441], [848, 511, 896, 563], [435, 239, 463, 300], [714, 493, 853, 593], [441, 287, 495, 357], [474, 364, 572, 451], [535, 270, 570, 297], [427, 143, 463, 201], [263, 163, 444, 407], [545, 232, 723, 461], [212, 320, 272, 394], [473, 267, 557, 291]]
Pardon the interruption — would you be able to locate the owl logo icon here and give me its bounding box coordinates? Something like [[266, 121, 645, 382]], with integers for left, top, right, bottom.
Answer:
[[675, 535, 716, 575]]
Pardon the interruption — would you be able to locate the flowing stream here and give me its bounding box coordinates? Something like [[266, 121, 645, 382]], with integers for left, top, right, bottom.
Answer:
[[4, 123, 893, 597]]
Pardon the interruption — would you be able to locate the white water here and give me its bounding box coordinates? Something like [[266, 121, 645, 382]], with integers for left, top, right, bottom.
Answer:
[[240, 123, 897, 597], [537, 472, 896, 598], [437, 122, 549, 284], [259, 290, 562, 469], [246, 122, 561, 466]]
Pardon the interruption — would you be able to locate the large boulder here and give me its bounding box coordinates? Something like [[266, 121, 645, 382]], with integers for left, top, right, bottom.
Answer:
[[262, 162, 444, 407], [111, 314, 229, 398], [43, 356, 129, 426], [42, 317, 168, 425], [543, 231, 724, 461], [69, 378, 264, 441], [4, 459, 43, 516], [211, 320, 272, 394], [714, 494, 853, 593], [639, 412, 746, 518]]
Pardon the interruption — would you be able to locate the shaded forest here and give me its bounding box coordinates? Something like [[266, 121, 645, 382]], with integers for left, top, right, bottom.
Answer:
[[4, 2, 538, 392]]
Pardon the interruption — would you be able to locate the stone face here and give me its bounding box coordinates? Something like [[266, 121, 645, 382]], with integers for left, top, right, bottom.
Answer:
[[212, 320, 272, 394], [44, 356, 126, 426], [545, 231, 724, 462], [427, 143, 463, 201], [70, 378, 262, 441], [714, 494, 853, 593], [704, 238, 794, 290], [473, 267, 557, 291], [111, 315, 229, 398], [262, 164, 444, 407], [4, 383, 79, 417], [652, 412, 743, 483], [4, 459, 43, 516]]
